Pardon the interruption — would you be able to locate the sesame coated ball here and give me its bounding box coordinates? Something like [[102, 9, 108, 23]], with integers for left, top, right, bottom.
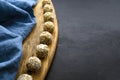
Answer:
[[40, 31, 52, 45], [17, 74, 33, 80], [36, 44, 49, 59], [42, 0, 50, 7], [43, 4, 53, 13], [26, 56, 41, 72], [44, 21, 54, 33], [44, 12, 54, 22]]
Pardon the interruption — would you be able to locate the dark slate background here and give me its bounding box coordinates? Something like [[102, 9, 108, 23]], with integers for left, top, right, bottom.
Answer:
[[46, 0, 120, 80]]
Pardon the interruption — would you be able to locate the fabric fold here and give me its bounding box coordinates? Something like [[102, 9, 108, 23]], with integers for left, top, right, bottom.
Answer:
[[0, 0, 37, 80]]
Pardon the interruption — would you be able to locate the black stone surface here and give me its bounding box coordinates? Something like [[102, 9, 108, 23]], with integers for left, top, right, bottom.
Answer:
[[46, 0, 120, 80]]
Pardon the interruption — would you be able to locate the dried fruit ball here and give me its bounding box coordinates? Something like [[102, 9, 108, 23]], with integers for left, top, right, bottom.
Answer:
[[36, 44, 49, 59], [42, 0, 50, 7], [44, 12, 54, 22], [43, 4, 53, 13], [17, 74, 32, 80], [26, 57, 41, 72], [44, 21, 54, 33], [40, 31, 52, 45]]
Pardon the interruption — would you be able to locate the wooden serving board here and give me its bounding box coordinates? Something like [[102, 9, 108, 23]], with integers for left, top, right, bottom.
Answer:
[[16, 0, 58, 80]]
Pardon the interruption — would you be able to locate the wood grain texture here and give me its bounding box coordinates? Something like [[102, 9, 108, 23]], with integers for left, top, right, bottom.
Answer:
[[16, 0, 58, 80]]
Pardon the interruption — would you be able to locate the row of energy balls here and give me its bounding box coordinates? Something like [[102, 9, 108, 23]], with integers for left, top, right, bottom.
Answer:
[[17, 0, 54, 80]]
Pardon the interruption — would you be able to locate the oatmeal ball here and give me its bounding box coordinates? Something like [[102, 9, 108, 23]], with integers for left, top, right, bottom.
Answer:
[[26, 56, 41, 72], [43, 4, 53, 13], [44, 21, 54, 33], [36, 44, 49, 59], [42, 0, 50, 7], [17, 74, 32, 80], [44, 12, 54, 22], [40, 31, 52, 45]]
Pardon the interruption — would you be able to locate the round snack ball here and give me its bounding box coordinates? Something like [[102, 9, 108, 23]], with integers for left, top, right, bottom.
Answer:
[[17, 74, 33, 80], [44, 21, 54, 33], [40, 31, 52, 45], [44, 12, 54, 22], [42, 0, 50, 7], [26, 56, 41, 72], [36, 44, 49, 59], [43, 4, 53, 13]]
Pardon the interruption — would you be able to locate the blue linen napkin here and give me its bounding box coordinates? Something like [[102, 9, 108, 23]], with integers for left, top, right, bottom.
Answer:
[[0, 0, 37, 80]]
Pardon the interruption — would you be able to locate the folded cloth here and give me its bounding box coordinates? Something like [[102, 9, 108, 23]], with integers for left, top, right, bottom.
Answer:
[[0, 0, 37, 80]]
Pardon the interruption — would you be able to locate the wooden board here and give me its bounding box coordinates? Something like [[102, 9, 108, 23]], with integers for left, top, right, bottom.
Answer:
[[16, 0, 58, 80]]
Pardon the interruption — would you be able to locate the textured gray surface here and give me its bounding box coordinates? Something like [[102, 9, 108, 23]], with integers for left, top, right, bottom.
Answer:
[[46, 0, 120, 80]]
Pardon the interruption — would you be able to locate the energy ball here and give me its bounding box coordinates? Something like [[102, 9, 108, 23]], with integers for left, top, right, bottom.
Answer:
[[43, 4, 53, 13], [44, 21, 54, 33], [36, 44, 49, 59], [40, 31, 52, 45], [44, 12, 54, 22], [17, 74, 32, 80], [26, 56, 41, 72], [42, 0, 50, 7]]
